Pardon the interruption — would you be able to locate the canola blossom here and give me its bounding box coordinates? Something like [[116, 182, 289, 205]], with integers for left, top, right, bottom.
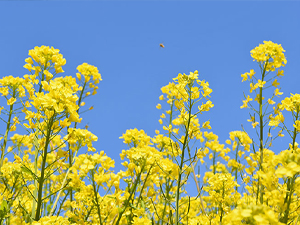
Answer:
[[0, 42, 299, 225]]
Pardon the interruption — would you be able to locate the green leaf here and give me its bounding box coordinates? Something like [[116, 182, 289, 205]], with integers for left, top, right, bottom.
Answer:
[[0, 200, 7, 212], [21, 165, 39, 180]]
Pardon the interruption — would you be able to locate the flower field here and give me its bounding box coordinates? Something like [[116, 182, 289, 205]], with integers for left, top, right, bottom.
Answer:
[[0, 41, 299, 224]]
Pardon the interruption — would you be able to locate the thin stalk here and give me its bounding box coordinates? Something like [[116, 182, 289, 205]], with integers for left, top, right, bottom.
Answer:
[[115, 164, 145, 225], [49, 147, 79, 216], [280, 110, 299, 223], [258, 61, 267, 205], [35, 115, 55, 220], [160, 178, 172, 225], [191, 162, 206, 215], [68, 81, 87, 212], [135, 165, 153, 208], [212, 151, 216, 174], [187, 146, 206, 215], [160, 99, 175, 224], [235, 143, 240, 192], [91, 169, 103, 225], [219, 182, 225, 223], [175, 89, 193, 225], [32, 64, 47, 219], [0, 90, 16, 168]]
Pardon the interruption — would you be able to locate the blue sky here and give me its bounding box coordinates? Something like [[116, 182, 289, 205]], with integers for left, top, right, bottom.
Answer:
[[0, 1, 300, 194]]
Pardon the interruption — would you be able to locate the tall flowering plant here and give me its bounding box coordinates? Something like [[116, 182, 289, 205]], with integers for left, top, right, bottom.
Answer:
[[0, 46, 101, 224]]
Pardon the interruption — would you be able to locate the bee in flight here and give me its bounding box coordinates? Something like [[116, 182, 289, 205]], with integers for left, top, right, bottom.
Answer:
[[159, 43, 165, 48]]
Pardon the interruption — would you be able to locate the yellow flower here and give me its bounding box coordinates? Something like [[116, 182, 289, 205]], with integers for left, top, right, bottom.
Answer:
[[293, 120, 300, 132], [249, 69, 255, 79], [163, 124, 172, 133], [278, 130, 284, 137], [257, 79, 266, 88], [57, 149, 68, 158], [252, 121, 259, 128], [241, 69, 256, 82], [279, 93, 300, 111], [241, 72, 248, 82], [240, 95, 252, 109], [247, 115, 255, 123], [172, 128, 179, 134], [274, 88, 283, 96], [277, 69, 284, 77], [249, 83, 258, 93], [272, 79, 280, 87], [25, 57, 33, 64], [202, 121, 211, 129], [188, 70, 199, 80], [254, 94, 264, 103], [44, 70, 53, 81], [132, 216, 152, 225], [268, 98, 275, 105], [7, 97, 16, 105], [23, 63, 33, 72], [60, 118, 71, 128], [198, 100, 214, 113]]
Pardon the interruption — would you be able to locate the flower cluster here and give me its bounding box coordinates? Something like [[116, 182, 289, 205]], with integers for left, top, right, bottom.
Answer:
[[76, 63, 102, 96], [24, 45, 66, 74], [250, 40, 287, 71]]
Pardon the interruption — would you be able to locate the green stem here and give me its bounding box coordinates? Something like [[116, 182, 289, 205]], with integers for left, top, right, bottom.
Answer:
[[258, 60, 267, 205], [38, 62, 48, 93], [115, 164, 145, 225], [280, 110, 299, 223], [160, 99, 174, 224], [212, 151, 216, 175], [0, 90, 16, 168], [31, 63, 50, 219], [35, 115, 55, 220], [188, 152, 206, 215], [235, 143, 240, 193], [219, 182, 225, 223], [91, 169, 103, 225], [135, 165, 153, 208], [49, 147, 79, 216], [68, 81, 87, 212], [175, 90, 193, 225], [160, 179, 171, 225]]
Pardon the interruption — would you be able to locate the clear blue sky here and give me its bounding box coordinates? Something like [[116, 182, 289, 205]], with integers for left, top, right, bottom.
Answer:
[[0, 2, 299, 192]]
